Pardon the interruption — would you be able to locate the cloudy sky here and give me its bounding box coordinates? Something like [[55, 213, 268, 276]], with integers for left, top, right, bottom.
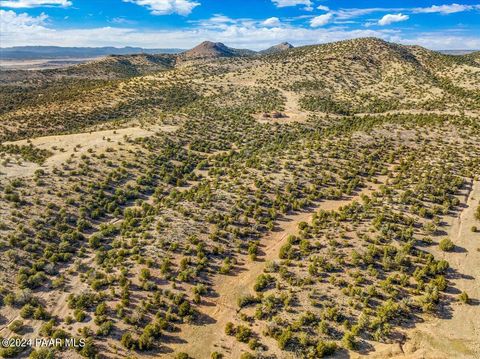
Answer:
[[1, 0, 479, 50]]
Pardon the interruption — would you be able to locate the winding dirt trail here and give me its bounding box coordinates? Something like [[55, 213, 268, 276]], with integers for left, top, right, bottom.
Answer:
[[168, 180, 383, 358]]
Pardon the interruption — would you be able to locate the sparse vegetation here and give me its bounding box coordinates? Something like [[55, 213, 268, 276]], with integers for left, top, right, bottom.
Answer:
[[0, 37, 479, 359]]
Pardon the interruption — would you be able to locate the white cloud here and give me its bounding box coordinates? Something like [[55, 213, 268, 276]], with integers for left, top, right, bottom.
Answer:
[[123, 0, 200, 16], [111, 17, 136, 25], [191, 14, 236, 30], [378, 13, 409, 26], [335, 8, 393, 20], [317, 5, 330, 12], [1, 9, 479, 51], [310, 13, 333, 27], [206, 14, 233, 24], [263, 17, 281, 27], [272, 0, 312, 8], [0, 0, 71, 7], [333, 4, 480, 20], [0, 9, 48, 34], [400, 33, 480, 49], [414, 3, 480, 14]]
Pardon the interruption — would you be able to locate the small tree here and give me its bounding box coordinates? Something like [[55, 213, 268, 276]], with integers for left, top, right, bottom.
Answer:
[[459, 291, 470, 304], [439, 238, 454, 252]]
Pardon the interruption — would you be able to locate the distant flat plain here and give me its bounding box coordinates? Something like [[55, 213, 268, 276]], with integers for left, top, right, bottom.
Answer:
[[0, 57, 101, 70]]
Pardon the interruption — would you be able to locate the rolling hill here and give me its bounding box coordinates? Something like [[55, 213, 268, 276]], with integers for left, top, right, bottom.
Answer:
[[1, 37, 479, 142], [260, 42, 294, 55], [0, 38, 479, 358], [0, 53, 176, 83], [179, 41, 257, 60]]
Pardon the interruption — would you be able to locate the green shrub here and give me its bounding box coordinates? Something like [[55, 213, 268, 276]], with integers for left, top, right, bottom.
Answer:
[[4, 293, 15, 306], [235, 325, 252, 343], [342, 331, 356, 350], [78, 338, 97, 358], [68, 292, 97, 310], [52, 329, 70, 340], [237, 294, 259, 308], [459, 291, 470, 304], [316, 341, 337, 357], [254, 274, 275, 292], [120, 332, 136, 350], [29, 348, 56, 359], [8, 320, 24, 333], [277, 328, 293, 350], [178, 300, 192, 317], [248, 338, 259, 350], [39, 320, 55, 336], [74, 309, 86, 322], [20, 303, 36, 318], [34, 306, 49, 320], [225, 322, 235, 336], [439, 238, 454, 252], [140, 268, 151, 281], [279, 243, 292, 259], [97, 321, 114, 336], [0, 337, 26, 357]]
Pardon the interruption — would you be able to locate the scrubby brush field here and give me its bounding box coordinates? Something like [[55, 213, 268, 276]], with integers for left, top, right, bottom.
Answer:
[[0, 38, 479, 359]]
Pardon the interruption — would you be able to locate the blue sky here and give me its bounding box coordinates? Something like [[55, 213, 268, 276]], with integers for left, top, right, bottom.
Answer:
[[1, 0, 479, 49]]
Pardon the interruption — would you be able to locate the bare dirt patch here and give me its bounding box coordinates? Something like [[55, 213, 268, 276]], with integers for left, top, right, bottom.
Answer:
[[1, 125, 178, 179], [257, 90, 311, 124]]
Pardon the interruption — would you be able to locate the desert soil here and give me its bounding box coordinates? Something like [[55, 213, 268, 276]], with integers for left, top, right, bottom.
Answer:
[[1, 125, 178, 179], [168, 178, 386, 358], [354, 180, 480, 359], [167, 177, 480, 359]]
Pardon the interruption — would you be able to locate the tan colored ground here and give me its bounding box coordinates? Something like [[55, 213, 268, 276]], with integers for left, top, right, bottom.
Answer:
[[168, 179, 385, 358], [1, 121, 478, 358], [356, 108, 480, 118], [257, 90, 311, 124], [0, 58, 99, 70], [354, 180, 480, 359], [166, 177, 480, 359], [1, 125, 178, 179], [1, 40, 479, 359]]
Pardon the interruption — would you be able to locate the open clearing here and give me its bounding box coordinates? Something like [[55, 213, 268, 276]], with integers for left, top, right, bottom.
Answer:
[[1, 125, 178, 179], [0, 58, 99, 71]]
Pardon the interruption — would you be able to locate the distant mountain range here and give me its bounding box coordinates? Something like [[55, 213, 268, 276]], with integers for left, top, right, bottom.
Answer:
[[0, 46, 183, 60], [179, 41, 256, 59], [178, 41, 296, 59], [0, 41, 298, 76], [0, 42, 298, 61], [437, 50, 478, 55], [3, 43, 476, 62]]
